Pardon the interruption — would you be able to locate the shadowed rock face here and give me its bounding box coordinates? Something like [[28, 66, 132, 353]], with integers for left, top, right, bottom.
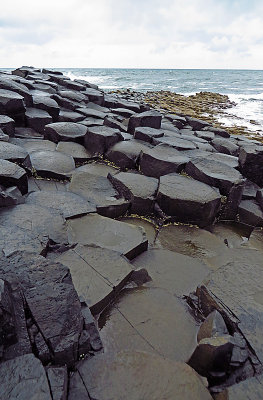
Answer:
[[0, 67, 263, 398]]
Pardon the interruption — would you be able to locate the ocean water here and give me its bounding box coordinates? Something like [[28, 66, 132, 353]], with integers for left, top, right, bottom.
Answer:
[[2, 68, 263, 134]]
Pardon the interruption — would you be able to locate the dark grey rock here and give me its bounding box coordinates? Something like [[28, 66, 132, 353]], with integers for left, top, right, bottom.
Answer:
[[10, 138, 56, 153], [79, 117, 104, 127], [112, 108, 135, 118], [108, 171, 158, 214], [0, 141, 29, 166], [58, 110, 85, 123], [140, 145, 189, 178], [0, 128, 9, 141], [46, 366, 68, 400], [32, 95, 60, 120], [212, 137, 239, 156], [84, 125, 123, 155], [185, 157, 244, 195], [185, 116, 210, 130], [25, 108, 52, 133], [0, 252, 83, 365], [76, 107, 106, 119], [0, 185, 24, 207], [67, 214, 148, 260], [134, 126, 164, 143], [15, 127, 43, 139], [0, 77, 32, 106], [128, 110, 162, 134], [83, 88, 104, 105], [106, 139, 152, 170], [104, 116, 127, 132], [202, 126, 230, 138], [51, 94, 79, 111], [56, 141, 95, 163], [44, 122, 87, 143], [195, 130, 215, 141], [26, 190, 96, 219], [115, 99, 140, 112], [57, 244, 133, 314], [197, 311, 228, 342], [0, 89, 26, 116], [256, 188, 263, 209], [0, 159, 28, 194], [0, 353, 52, 400], [238, 200, 263, 227], [153, 136, 197, 150], [239, 145, 263, 186], [30, 150, 75, 180], [13, 66, 41, 77], [157, 173, 221, 227], [58, 90, 87, 103], [243, 180, 260, 200], [0, 115, 15, 136]]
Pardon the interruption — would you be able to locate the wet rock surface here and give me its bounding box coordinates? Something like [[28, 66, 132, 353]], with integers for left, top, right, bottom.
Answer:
[[0, 67, 263, 399]]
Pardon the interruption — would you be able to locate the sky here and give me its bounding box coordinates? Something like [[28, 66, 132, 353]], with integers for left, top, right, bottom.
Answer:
[[0, 0, 263, 69]]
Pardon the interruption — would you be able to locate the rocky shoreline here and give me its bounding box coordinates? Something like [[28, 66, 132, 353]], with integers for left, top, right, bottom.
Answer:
[[0, 66, 263, 399]]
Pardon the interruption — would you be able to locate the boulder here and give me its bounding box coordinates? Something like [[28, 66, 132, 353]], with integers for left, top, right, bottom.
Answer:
[[134, 126, 164, 143], [0, 141, 29, 166], [108, 171, 158, 214], [0, 77, 32, 106], [0, 89, 26, 116], [197, 311, 228, 343], [0, 159, 28, 194], [185, 157, 244, 195], [84, 125, 123, 155], [103, 116, 127, 132], [128, 110, 162, 134], [30, 150, 75, 180], [72, 351, 212, 400], [58, 90, 87, 103], [14, 127, 43, 139], [153, 136, 197, 150], [83, 88, 104, 105], [58, 110, 84, 123], [157, 173, 221, 227], [0, 115, 15, 136], [44, 122, 87, 143], [140, 145, 189, 177], [32, 95, 60, 120], [239, 145, 263, 186], [0, 128, 9, 142], [25, 190, 96, 219], [185, 116, 210, 130], [113, 107, 135, 118], [203, 126, 230, 138], [106, 139, 152, 170], [212, 138, 239, 156], [25, 108, 52, 133], [0, 185, 24, 207], [76, 107, 106, 119], [238, 200, 263, 227], [56, 141, 95, 163], [243, 181, 260, 200], [67, 213, 148, 260], [57, 244, 133, 314], [10, 138, 56, 153], [46, 367, 68, 400], [195, 130, 215, 141]]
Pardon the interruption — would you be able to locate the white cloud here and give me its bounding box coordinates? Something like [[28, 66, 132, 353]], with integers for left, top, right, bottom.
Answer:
[[0, 0, 263, 68]]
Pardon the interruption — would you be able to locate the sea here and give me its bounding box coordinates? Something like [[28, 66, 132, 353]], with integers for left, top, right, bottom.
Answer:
[[2, 68, 263, 135]]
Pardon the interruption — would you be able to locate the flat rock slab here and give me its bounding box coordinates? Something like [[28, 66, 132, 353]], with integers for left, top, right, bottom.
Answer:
[[0, 203, 67, 244], [198, 248, 263, 364], [157, 224, 229, 262], [0, 252, 83, 365], [58, 110, 85, 122], [30, 150, 75, 179], [121, 217, 157, 247], [0, 224, 49, 257], [238, 199, 263, 227], [153, 136, 197, 150], [133, 249, 209, 295], [85, 125, 123, 155], [56, 141, 95, 162], [140, 145, 189, 177], [100, 287, 199, 362], [207, 152, 239, 169], [72, 351, 212, 400], [75, 162, 119, 177], [0, 141, 29, 165], [157, 173, 221, 227], [10, 138, 57, 152], [239, 145, 263, 186], [44, 122, 87, 143], [67, 213, 148, 260], [134, 126, 164, 143], [212, 137, 239, 156], [128, 110, 162, 134], [57, 244, 133, 314], [185, 157, 244, 195], [32, 94, 60, 119], [109, 171, 158, 214], [0, 354, 52, 400], [26, 190, 96, 219], [227, 374, 263, 399], [0, 159, 28, 194], [106, 139, 152, 170]]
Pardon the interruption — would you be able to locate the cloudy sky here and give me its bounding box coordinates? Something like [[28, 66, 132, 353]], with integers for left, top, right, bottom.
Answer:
[[1, 0, 263, 69]]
